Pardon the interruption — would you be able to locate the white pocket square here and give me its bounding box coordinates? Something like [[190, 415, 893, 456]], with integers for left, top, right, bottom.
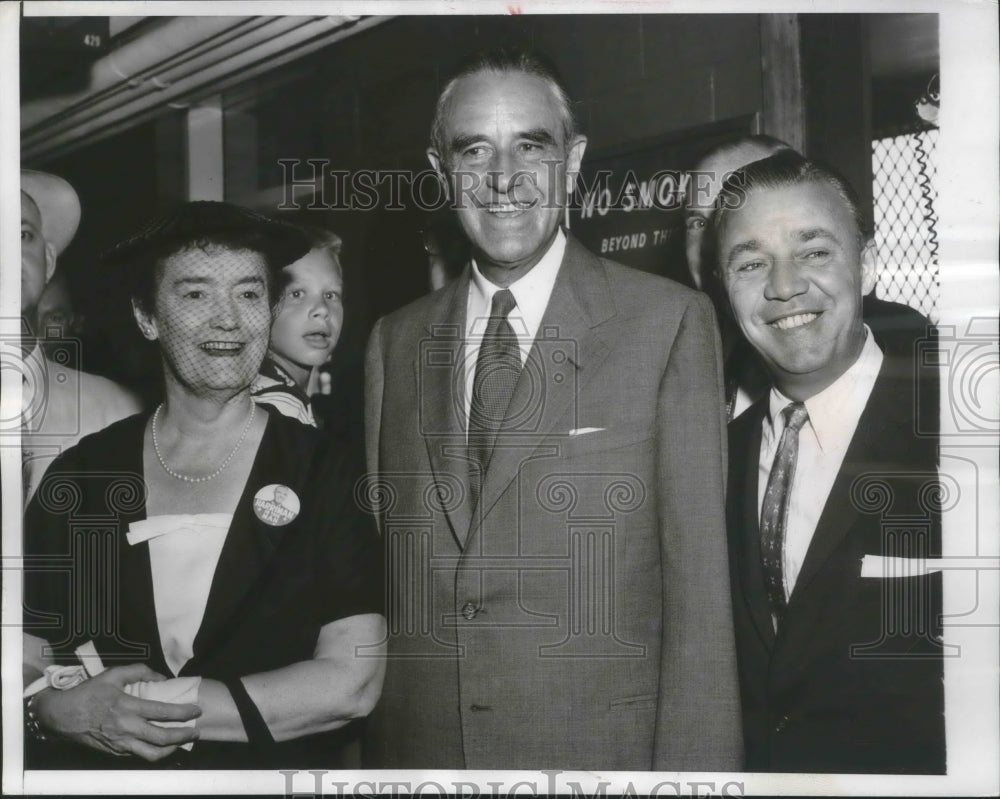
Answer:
[[568, 427, 605, 437], [860, 554, 943, 578]]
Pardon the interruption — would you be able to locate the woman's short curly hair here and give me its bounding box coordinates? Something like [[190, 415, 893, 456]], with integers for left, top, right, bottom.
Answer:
[[105, 201, 311, 314]]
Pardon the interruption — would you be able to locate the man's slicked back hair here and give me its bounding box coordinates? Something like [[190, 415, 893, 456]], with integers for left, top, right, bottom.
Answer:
[[714, 150, 867, 240], [430, 48, 578, 158], [695, 133, 791, 168]]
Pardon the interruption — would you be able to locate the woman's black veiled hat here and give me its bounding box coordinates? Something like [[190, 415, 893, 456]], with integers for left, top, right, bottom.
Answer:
[[103, 200, 311, 275]]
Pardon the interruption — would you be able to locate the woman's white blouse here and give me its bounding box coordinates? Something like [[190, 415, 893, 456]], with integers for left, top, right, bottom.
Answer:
[[126, 513, 233, 676]]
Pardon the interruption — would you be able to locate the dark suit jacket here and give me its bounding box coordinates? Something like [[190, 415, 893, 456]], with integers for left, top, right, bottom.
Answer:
[[23, 409, 382, 769], [727, 320, 945, 773], [364, 233, 742, 770]]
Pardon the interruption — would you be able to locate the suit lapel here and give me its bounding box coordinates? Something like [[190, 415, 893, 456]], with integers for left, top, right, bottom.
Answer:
[[732, 403, 776, 649], [789, 357, 903, 602], [471, 236, 613, 536], [416, 276, 475, 548]]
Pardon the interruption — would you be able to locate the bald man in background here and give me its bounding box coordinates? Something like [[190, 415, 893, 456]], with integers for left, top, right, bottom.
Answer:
[[684, 135, 791, 293], [684, 135, 790, 419], [17, 169, 140, 502]]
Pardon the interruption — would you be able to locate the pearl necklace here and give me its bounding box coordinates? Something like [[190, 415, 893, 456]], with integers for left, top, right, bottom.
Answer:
[[151, 401, 256, 483]]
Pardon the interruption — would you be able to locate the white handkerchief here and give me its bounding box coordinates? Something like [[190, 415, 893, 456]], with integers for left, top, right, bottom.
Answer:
[[860, 554, 943, 578], [124, 676, 202, 751], [75, 640, 105, 677], [24, 665, 88, 697], [24, 640, 106, 697], [568, 427, 605, 437]]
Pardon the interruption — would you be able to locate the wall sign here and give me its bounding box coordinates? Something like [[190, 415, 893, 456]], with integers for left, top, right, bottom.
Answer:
[[568, 116, 759, 284]]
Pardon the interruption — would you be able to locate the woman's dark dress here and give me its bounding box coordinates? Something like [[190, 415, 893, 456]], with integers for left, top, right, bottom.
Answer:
[[23, 407, 383, 769]]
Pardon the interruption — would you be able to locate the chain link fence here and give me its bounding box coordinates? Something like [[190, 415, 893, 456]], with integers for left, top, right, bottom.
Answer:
[[871, 127, 940, 322]]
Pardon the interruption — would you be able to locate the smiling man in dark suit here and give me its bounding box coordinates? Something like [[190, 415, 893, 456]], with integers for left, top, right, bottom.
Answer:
[[363, 49, 741, 770], [714, 151, 944, 773]]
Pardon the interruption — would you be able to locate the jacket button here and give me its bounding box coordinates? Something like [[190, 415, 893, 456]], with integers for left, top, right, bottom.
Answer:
[[775, 715, 789, 732], [461, 602, 479, 620]]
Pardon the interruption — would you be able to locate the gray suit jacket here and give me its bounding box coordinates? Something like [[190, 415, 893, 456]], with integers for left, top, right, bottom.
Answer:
[[364, 234, 742, 770]]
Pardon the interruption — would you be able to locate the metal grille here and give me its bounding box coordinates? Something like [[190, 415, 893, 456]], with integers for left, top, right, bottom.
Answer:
[[871, 128, 940, 322]]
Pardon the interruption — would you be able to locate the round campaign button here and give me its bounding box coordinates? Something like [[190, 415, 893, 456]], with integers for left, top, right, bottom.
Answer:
[[253, 484, 301, 526]]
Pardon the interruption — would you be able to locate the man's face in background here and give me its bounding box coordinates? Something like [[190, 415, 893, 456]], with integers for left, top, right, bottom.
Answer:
[[36, 276, 85, 365], [21, 191, 55, 318], [37, 277, 81, 337], [684, 143, 781, 291]]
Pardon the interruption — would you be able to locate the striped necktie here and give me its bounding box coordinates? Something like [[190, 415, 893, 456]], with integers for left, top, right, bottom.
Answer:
[[759, 401, 810, 627]]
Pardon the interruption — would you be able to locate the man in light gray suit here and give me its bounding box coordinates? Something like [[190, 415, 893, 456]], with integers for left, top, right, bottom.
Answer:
[[364, 49, 741, 770]]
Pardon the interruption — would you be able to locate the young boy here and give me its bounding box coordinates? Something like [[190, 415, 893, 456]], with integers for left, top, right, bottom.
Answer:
[[252, 226, 343, 426]]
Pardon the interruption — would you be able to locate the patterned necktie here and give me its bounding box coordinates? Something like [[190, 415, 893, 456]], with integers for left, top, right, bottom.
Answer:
[[759, 401, 810, 627], [468, 289, 520, 503]]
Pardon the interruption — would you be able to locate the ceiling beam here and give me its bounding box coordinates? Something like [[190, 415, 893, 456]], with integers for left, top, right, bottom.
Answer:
[[22, 15, 389, 163]]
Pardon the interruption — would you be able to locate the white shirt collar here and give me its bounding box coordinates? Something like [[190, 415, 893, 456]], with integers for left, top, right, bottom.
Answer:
[[467, 228, 566, 347], [766, 325, 884, 453]]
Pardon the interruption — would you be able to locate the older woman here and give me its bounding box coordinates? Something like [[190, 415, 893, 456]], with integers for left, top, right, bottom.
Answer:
[[22, 202, 385, 769]]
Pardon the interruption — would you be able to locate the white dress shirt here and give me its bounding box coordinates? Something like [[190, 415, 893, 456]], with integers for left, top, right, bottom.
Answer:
[[126, 513, 233, 676], [757, 327, 884, 600], [463, 229, 566, 430]]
